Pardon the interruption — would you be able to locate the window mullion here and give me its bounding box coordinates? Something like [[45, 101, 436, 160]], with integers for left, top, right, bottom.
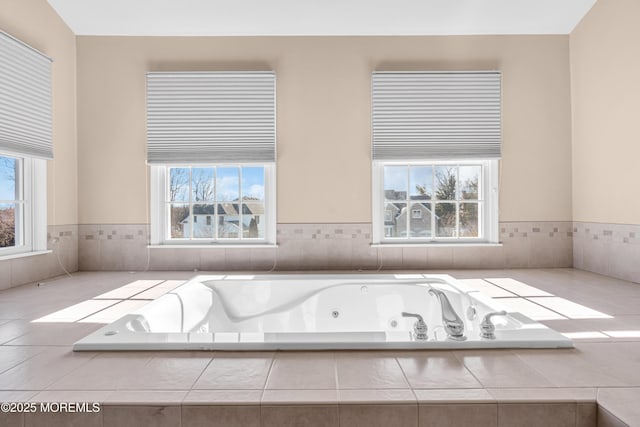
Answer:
[[214, 167, 218, 241], [189, 167, 193, 240], [456, 165, 460, 238], [239, 167, 243, 240]]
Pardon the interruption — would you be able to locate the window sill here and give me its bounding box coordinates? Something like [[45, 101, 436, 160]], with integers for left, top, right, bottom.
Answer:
[[370, 242, 503, 248], [148, 244, 278, 249], [0, 250, 52, 262]]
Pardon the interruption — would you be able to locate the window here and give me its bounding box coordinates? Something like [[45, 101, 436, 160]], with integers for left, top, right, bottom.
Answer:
[[373, 160, 498, 243], [0, 32, 51, 257], [151, 164, 275, 245], [371, 71, 501, 245], [0, 156, 21, 250], [146, 71, 276, 246], [0, 153, 46, 256]]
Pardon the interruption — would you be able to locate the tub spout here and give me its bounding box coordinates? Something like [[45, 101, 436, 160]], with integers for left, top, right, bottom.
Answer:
[[428, 288, 465, 341]]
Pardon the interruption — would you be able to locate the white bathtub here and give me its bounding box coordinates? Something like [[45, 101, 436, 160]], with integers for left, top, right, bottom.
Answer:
[[73, 273, 573, 350]]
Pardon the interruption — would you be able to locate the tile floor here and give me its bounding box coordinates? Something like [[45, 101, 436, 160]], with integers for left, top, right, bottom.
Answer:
[[0, 268, 639, 426]]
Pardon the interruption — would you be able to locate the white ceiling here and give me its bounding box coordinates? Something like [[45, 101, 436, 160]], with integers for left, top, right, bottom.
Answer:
[[47, 0, 597, 36]]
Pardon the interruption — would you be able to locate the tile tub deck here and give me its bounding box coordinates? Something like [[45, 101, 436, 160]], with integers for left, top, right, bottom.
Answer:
[[0, 268, 639, 426]]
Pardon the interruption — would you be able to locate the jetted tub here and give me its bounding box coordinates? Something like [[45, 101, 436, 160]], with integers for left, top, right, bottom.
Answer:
[[73, 274, 573, 351]]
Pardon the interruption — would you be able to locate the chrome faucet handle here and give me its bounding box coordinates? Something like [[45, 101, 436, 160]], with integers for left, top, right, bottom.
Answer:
[[480, 310, 507, 339], [401, 312, 428, 341]]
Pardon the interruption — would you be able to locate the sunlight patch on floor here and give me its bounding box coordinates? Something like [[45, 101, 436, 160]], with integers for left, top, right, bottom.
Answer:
[[602, 330, 640, 338], [562, 331, 609, 339], [485, 278, 553, 297], [31, 280, 185, 324]]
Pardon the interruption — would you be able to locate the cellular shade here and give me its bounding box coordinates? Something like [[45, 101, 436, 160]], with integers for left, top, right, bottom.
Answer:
[[146, 71, 275, 164], [372, 71, 501, 161], [0, 31, 53, 160]]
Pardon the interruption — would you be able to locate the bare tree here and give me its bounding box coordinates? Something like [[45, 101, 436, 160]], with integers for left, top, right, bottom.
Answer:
[[168, 168, 188, 202], [191, 169, 214, 202], [0, 206, 15, 247]]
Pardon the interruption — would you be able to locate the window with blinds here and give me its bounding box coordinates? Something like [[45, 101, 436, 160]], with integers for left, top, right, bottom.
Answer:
[[371, 71, 501, 244], [371, 71, 501, 161], [147, 71, 277, 245], [146, 71, 276, 164], [0, 31, 50, 256], [0, 31, 53, 160]]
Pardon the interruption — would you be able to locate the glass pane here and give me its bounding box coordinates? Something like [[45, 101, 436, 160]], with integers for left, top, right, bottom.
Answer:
[[459, 166, 481, 200], [169, 168, 189, 202], [193, 204, 215, 238], [409, 166, 432, 200], [435, 203, 457, 237], [191, 168, 214, 202], [0, 156, 17, 201], [217, 202, 240, 238], [216, 167, 240, 201], [383, 166, 408, 201], [384, 202, 406, 238], [0, 203, 16, 248], [242, 167, 265, 202], [408, 202, 432, 238], [169, 204, 190, 238], [242, 203, 265, 238], [434, 166, 457, 200], [460, 202, 479, 237]]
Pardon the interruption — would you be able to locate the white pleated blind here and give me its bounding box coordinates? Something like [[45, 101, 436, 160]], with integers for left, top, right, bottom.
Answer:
[[372, 71, 501, 160], [0, 31, 53, 160], [146, 71, 276, 164]]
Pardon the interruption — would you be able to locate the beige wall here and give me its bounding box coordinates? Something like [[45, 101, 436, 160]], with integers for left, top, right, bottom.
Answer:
[[0, 0, 77, 226], [570, 0, 640, 224], [77, 35, 572, 224]]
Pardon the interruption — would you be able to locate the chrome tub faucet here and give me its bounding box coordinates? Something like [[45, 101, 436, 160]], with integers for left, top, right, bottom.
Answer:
[[428, 288, 466, 341]]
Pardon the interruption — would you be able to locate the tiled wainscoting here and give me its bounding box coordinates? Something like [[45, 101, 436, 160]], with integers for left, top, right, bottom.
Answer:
[[77, 222, 573, 272], [0, 225, 78, 290], [0, 401, 603, 427], [573, 222, 640, 283]]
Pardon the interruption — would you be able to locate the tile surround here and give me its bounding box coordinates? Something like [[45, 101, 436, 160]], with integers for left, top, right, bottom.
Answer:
[[573, 221, 640, 283], [0, 270, 639, 426], [76, 221, 574, 272], [0, 224, 78, 291]]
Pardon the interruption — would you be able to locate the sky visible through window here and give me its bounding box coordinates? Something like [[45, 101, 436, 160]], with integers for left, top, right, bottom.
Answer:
[[0, 156, 16, 201], [170, 166, 264, 202]]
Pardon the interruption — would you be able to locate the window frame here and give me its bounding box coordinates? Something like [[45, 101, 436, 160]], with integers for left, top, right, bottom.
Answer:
[[150, 163, 276, 246], [0, 152, 47, 257], [372, 159, 499, 245]]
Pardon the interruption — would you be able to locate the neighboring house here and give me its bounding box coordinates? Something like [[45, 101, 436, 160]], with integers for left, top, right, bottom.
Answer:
[[385, 200, 436, 238], [384, 203, 401, 237], [395, 202, 433, 237], [181, 203, 264, 238]]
